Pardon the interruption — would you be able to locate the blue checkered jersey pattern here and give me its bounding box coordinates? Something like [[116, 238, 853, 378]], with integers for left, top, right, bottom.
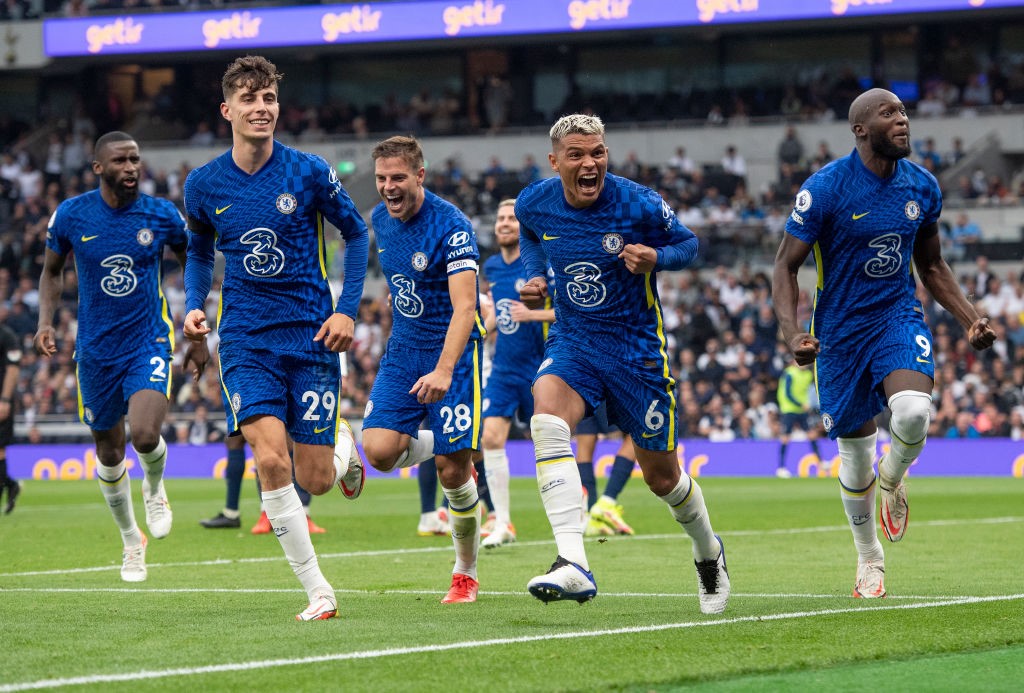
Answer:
[[785, 149, 941, 345], [183, 141, 368, 353], [482, 252, 546, 376], [371, 190, 483, 346], [46, 190, 186, 364], [515, 173, 697, 343]]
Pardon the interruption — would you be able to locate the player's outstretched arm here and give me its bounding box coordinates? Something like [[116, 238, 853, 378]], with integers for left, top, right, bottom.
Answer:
[[314, 313, 355, 353], [913, 225, 996, 351], [34, 248, 67, 357], [772, 233, 819, 365]]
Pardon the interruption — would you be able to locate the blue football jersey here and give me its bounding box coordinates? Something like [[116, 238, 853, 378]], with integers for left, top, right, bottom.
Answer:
[[371, 189, 483, 345], [515, 173, 696, 348], [46, 190, 186, 364], [184, 141, 368, 353], [785, 149, 942, 347], [482, 252, 545, 377]]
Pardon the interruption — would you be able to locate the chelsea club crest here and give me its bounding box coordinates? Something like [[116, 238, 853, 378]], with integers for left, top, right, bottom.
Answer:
[[601, 233, 624, 254], [136, 228, 153, 246], [276, 193, 297, 214], [411, 252, 428, 271]]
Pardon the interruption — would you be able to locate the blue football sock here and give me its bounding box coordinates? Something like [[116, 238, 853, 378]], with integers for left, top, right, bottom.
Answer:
[[474, 459, 493, 513], [577, 462, 597, 510], [603, 455, 635, 500], [419, 458, 439, 513], [224, 445, 246, 512]]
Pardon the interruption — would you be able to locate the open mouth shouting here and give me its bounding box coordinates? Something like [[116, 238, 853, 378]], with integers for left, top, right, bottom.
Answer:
[[384, 191, 404, 215], [578, 172, 600, 196]]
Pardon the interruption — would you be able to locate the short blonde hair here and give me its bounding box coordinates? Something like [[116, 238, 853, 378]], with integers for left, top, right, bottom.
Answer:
[[549, 114, 605, 146]]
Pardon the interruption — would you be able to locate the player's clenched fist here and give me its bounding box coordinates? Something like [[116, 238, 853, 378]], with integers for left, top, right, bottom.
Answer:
[[788, 333, 820, 366], [183, 308, 211, 342], [519, 276, 548, 309], [968, 317, 996, 351], [618, 243, 657, 274]]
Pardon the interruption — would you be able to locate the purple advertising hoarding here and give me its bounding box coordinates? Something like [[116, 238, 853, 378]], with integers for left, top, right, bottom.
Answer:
[[42, 0, 1024, 58], [8, 438, 1024, 480]]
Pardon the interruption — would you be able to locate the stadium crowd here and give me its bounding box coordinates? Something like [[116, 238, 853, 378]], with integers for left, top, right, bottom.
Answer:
[[2, 114, 1024, 448]]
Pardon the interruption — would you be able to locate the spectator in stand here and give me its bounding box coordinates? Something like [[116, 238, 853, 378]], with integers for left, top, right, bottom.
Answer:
[[961, 72, 993, 111], [946, 410, 981, 438], [981, 173, 1014, 205], [779, 86, 803, 120], [947, 137, 967, 168], [916, 84, 948, 118], [62, 0, 89, 17], [482, 74, 513, 133], [809, 140, 834, 173], [777, 126, 805, 170], [668, 146, 696, 177], [720, 145, 747, 179], [15, 157, 43, 202], [518, 154, 541, 185], [946, 211, 982, 262], [483, 156, 506, 178], [188, 121, 216, 147], [917, 137, 943, 172]]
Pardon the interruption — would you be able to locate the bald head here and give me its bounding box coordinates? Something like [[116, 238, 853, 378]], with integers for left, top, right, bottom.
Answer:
[[848, 87, 912, 166], [848, 88, 899, 129]]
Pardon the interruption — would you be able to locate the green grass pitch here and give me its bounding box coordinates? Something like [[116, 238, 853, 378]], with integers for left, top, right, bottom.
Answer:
[[1, 476, 1022, 691]]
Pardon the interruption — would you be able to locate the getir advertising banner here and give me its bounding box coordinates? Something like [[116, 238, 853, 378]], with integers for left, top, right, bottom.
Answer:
[[43, 0, 1023, 58]]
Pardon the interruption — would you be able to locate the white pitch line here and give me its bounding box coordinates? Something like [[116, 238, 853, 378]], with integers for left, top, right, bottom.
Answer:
[[2, 515, 1020, 580], [1, 593, 1022, 693], [0, 586, 967, 601]]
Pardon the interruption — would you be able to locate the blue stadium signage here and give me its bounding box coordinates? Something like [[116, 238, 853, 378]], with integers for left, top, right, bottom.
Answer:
[[42, 0, 1024, 58]]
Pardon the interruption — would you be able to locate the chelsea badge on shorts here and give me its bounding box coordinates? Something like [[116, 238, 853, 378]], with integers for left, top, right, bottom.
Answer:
[[276, 193, 297, 214], [231, 392, 241, 413], [821, 412, 834, 433], [602, 233, 624, 254]]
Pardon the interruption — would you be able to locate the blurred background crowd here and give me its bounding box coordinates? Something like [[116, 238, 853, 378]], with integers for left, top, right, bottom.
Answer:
[[3, 1, 1024, 445]]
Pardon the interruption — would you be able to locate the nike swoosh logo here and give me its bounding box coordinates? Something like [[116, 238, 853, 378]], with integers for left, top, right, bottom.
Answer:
[[542, 233, 560, 241], [313, 425, 332, 434], [448, 433, 468, 443], [852, 211, 870, 220], [81, 235, 99, 242], [215, 204, 232, 215], [916, 357, 931, 364], [641, 431, 658, 439], [149, 377, 165, 382], [377, 248, 385, 254]]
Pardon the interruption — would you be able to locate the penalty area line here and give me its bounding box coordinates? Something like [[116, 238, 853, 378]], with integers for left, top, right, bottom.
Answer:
[[1, 594, 1022, 692]]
